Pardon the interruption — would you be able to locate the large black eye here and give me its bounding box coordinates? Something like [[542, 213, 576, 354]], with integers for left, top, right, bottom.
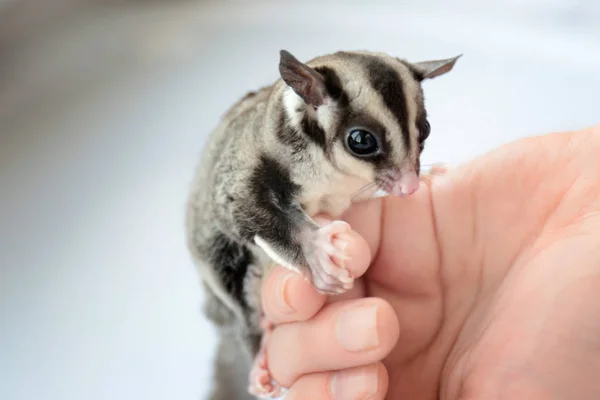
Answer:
[[418, 120, 431, 152], [346, 129, 380, 156], [419, 120, 431, 143]]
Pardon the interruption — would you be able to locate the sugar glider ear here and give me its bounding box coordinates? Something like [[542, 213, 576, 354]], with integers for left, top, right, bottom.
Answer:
[[412, 54, 462, 80], [279, 49, 328, 107]]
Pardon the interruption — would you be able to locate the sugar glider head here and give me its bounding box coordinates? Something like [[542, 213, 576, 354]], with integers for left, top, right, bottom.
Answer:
[[278, 49, 460, 197]]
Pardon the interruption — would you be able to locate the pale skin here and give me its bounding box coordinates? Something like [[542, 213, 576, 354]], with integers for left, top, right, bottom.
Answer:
[[259, 125, 600, 399]]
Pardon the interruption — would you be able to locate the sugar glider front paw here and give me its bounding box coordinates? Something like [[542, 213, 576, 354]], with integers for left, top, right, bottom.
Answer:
[[302, 220, 355, 295]]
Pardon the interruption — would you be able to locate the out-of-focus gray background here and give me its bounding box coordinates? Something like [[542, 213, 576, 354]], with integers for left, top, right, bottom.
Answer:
[[0, 0, 598, 399]]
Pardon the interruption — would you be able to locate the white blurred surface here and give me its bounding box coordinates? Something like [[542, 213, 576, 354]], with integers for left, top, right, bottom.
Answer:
[[0, 1, 599, 399]]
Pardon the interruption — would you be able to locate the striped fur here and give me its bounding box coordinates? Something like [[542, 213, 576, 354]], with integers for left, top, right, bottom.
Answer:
[[185, 49, 459, 399]]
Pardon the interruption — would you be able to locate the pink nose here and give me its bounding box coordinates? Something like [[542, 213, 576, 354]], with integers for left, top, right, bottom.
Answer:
[[390, 171, 420, 196]]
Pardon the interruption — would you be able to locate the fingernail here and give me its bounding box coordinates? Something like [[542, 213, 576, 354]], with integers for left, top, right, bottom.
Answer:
[[276, 273, 295, 314], [336, 305, 379, 351], [329, 364, 379, 400], [332, 233, 352, 252]]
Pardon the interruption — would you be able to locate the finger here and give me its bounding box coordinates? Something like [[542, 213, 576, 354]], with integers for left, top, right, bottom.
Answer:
[[318, 199, 384, 267], [342, 199, 384, 263], [360, 188, 441, 297], [268, 297, 399, 387], [262, 227, 372, 325], [284, 362, 389, 400], [261, 266, 326, 325]]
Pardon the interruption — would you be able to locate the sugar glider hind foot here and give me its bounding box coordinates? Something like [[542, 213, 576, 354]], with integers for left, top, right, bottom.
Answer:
[[247, 318, 286, 399]]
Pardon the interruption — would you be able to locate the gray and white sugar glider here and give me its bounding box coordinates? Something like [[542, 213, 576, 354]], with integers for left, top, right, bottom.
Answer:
[[185, 49, 460, 399]]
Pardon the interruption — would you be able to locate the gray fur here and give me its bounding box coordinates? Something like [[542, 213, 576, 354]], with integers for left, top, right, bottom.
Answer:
[[208, 332, 256, 400], [185, 49, 460, 399]]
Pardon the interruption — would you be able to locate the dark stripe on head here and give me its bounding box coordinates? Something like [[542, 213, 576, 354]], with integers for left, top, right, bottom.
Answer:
[[363, 57, 412, 153], [314, 66, 349, 108], [315, 65, 351, 151], [301, 115, 326, 149], [397, 58, 425, 81], [295, 66, 350, 151]]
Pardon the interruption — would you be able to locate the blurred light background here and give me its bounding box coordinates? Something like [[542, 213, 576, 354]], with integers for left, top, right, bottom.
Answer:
[[0, 0, 598, 399]]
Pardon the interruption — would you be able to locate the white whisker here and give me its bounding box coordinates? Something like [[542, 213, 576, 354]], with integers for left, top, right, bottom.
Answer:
[[350, 182, 378, 201]]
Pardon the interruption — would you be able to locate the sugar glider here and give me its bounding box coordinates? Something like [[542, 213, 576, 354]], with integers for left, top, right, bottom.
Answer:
[[185, 49, 460, 399]]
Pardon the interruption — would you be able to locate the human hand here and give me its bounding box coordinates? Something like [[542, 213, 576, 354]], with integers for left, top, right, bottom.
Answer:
[[260, 125, 600, 399]]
